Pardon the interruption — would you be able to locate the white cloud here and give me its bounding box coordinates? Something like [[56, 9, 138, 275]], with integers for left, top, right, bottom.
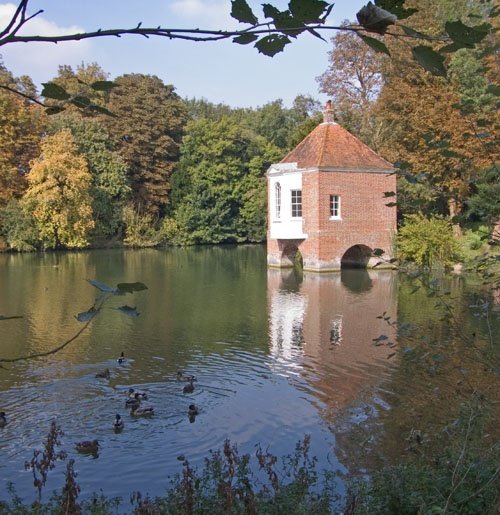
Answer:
[[0, 3, 91, 84]]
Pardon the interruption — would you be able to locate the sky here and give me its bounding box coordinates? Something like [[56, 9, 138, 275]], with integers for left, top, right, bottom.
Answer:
[[0, 0, 367, 108]]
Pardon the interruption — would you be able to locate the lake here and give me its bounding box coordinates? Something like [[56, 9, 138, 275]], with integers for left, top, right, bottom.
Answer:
[[0, 245, 497, 505]]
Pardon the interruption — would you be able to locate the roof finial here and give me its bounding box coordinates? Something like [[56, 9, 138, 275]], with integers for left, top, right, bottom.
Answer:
[[323, 100, 335, 123]]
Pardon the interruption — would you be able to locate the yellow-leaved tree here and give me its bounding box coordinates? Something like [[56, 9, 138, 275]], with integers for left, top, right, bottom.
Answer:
[[24, 129, 94, 249]]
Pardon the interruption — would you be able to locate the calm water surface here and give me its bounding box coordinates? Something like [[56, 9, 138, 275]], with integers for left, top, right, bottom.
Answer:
[[0, 246, 496, 503]]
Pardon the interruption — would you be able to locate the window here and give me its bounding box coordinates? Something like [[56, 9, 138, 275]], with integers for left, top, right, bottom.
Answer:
[[291, 189, 302, 218], [330, 194, 340, 218], [275, 183, 281, 219]]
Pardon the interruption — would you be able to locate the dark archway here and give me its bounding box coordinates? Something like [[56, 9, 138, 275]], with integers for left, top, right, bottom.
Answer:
[[341, 244, 372, 269], [281, 244, 303, 270]]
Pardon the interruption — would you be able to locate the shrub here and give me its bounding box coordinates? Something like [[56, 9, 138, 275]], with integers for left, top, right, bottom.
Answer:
[[0, 199, 39, 251], [121, 205, 162, 248], [398, 214, 462, 268]]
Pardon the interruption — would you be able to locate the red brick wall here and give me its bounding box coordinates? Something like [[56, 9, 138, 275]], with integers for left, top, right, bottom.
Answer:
[[267, 170, 396, 270]]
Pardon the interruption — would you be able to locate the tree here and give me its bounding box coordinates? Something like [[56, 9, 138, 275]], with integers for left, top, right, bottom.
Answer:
[[48, 112, 130, 239], [49, 62, 111, 115], [104, 74, 187, 216], [317, 23, 385, 146], [0, 61, 46, 205], [171, 117, 281, 244], [373, 0, 498, 229], [23, 129, 94, 249]]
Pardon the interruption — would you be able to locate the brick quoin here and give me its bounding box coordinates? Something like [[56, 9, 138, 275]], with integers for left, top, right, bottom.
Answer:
[[266, 101, 396, 272]]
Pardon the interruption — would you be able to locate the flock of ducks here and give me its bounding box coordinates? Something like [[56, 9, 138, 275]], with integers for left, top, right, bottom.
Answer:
[[72, 354, 200, 455]]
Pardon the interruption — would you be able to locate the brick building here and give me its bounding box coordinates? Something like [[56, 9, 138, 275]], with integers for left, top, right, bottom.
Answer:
[[266, 101, 396, 271]]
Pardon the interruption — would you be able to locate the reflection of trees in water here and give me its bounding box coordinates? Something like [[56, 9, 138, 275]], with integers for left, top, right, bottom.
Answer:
[[335, 273, 500, 476]]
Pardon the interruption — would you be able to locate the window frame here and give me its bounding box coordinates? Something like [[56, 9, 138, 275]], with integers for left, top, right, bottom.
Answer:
[[291, 189, 302, 218], [329, 194, 341, 219], [275, 182, 281, 220]]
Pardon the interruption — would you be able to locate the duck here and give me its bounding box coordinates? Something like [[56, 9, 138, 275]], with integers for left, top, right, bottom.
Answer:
[[113, 414, 124, 431], [183, 378, 195, 394], [125, 393, 142, 409], [75, 439, 99, 454], [0, 412, 6, 427], [130, 405, 155, 417], [176, 371, 197, 382], [128, 387, 147, 400], [187, 404, 199, 417], [117, 352, 126, 364], [95, 368, 110, 379]]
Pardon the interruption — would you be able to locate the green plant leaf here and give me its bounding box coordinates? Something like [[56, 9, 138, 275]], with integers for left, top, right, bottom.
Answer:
[[357, 34, 391, 55], [356, 2, 397, 34], [383, 191, 396, 197], [372, 248, 385, 256], [45, 106, 66, 115], [412, 46, 447, 77], [116, 282, 148, 293], [117, 305, 140, 317], [401, 25, 427, 38], [262, 4, 304, 35], [255, 34, 291, 56], [289, 0, 328, 23], [486, 84, 500, 96], [90, 80, 116, 91], [231, 0, 258, 24], [233, 33, 259, 45], [445, 20, 490, 49], [87, 104, 117, 117], [41, 83, 71, 100], [70, 96, 92, 108], [375, 0, 417, 19], [87, 279, 118, 293]]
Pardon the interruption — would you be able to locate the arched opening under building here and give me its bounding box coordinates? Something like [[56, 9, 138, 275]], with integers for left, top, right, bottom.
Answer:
[[281, 244, 303, 269], [341, 244, 372, 269]]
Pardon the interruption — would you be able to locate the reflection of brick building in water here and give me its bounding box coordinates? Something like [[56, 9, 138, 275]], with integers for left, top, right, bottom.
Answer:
[[267, 268, 398, 412], [267, 101, 396, 271]]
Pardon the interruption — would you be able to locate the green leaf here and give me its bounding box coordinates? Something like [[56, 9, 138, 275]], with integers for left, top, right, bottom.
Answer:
[[71, 96, 92, 108], [117, 305, 140, 317], [412, 46, 447, 77], [75, 307, 100, 322], [231, 0, 258, 24], [385, 202, 397, 207], [445, 20, 490, 49], [383, 191, 396, 197], [45, 106, 66, 115], [41, 82, 71, 100], [116, 282, 148, 293], [87, 279, 118, 293], [375, 0, 417, 19], [255, 34, 291, 56], [289, 0, 328, 23], [90, 80, 116, 92], [262, 4, 304, 35], [87, 104, 117, 117], [356, 2, 397, 34], [401, 25, 427, 39], [233, 33, 259, 45], [372, 248, 385, 256], [357, 34, 391, 55]]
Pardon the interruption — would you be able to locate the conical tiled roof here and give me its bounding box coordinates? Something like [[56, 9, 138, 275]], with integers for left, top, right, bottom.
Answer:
[[280, 105, 393, 171]]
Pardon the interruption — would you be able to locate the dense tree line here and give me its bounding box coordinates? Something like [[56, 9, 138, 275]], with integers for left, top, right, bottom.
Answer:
[[0, 0, 497, 252], [0, 59, 321, 250]]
